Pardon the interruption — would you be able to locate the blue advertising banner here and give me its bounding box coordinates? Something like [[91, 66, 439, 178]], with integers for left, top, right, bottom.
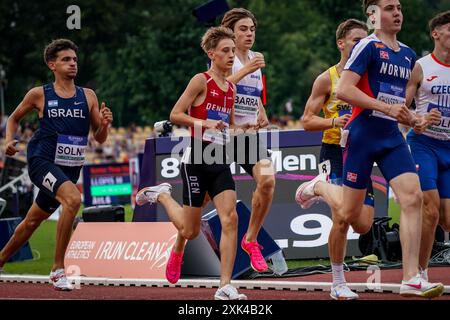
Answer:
[[134, 130, 389, 259]]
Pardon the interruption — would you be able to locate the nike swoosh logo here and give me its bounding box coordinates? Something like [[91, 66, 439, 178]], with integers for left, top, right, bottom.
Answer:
[[74, 102, 84, 105], [406, 283, 422, 289]]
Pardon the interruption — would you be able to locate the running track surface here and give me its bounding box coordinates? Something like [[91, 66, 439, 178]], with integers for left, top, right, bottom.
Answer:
[[1, 267, 449, 300]]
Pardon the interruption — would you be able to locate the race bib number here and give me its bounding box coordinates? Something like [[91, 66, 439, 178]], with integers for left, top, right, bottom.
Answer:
[[373, 82, 406, 121], [54, 134, 88, 167], [318, 160, 331, 176], [234, 84, 261, 125], [202, 110, 230, 145], [425, 103, 450, 140]]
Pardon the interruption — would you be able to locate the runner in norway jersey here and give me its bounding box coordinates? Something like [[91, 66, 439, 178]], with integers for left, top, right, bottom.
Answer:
[[342, 33, 417, 189]]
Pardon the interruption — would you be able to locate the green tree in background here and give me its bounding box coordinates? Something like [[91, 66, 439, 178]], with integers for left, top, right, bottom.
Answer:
[[1, 0, 448, 126]]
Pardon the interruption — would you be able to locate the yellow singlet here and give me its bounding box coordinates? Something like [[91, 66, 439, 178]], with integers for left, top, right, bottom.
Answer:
[[321, 65, 352, 145]]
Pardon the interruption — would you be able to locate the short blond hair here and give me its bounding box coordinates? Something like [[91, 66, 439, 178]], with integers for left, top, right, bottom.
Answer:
[[201, 26, 235, 53]]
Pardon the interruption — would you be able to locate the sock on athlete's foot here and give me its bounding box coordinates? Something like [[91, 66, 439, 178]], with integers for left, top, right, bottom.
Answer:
[[331, 263, 346, 286]]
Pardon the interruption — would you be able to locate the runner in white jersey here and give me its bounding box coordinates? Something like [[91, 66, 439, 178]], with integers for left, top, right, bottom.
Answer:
[[405, 10, 450, 283], [220, 8, 275, 273], [232, 50, 264, 127]]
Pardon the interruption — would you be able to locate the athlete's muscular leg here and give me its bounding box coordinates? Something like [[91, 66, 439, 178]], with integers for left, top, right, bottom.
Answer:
[[53, 181, 81, 271], [328, 210, 350, 265], [0, 203, 50, 268], [390, 173, 423, 281], [213, 190, 238, 288], [158, 193, 202, 253], [246, 160, 275, 242], [439, 199, 450, 232], [419, 190, 440, 270], [317, 183, 373, 234], [315, 182, 343, 213]]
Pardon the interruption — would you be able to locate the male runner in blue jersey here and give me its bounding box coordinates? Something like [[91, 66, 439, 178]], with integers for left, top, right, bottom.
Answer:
[[337, 0, 444, 298], [299, 19, 371, 300], [405, 10, 450, 283], [0, 39, 113, 291], [297, 0, 444, 298]]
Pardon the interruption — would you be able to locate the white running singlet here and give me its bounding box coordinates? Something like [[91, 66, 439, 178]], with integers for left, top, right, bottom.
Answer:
[[415, 53, 450, 141], [233, 51, 264, 126]]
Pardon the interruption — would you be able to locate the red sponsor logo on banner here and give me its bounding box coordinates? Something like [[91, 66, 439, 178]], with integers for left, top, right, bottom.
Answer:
[[65, 222, 177, 279], [347, 172, 358, 183]]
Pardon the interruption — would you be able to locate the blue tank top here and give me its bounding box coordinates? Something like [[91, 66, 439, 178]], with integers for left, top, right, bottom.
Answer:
[[344, 34, 416, 136], [27, 83, 90, 166]]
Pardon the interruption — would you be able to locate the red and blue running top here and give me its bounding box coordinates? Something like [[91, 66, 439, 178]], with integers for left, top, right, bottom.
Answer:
[[344, 33, 417, 130]]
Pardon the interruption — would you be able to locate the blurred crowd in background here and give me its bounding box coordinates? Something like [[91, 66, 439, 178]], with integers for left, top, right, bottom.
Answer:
[[0, 113, 300, 166]]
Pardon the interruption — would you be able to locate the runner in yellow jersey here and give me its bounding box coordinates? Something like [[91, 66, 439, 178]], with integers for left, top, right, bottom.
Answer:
[[298, 19, 373, 300], [321, 65, 352, 149]]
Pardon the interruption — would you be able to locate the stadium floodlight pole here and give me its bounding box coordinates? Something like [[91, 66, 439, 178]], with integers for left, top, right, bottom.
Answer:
[[0, 64, 5, 118]]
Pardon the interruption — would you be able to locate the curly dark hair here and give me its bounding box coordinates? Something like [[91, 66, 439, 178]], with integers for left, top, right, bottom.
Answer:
[[44, 39, 78, 64]]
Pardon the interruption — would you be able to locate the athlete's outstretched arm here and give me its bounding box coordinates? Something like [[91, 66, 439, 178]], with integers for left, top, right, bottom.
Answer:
[[88, 89, 112, 144], [5, 87, 42, 156], [337, 70, 414, 125], [170, 74, 225, 131]]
